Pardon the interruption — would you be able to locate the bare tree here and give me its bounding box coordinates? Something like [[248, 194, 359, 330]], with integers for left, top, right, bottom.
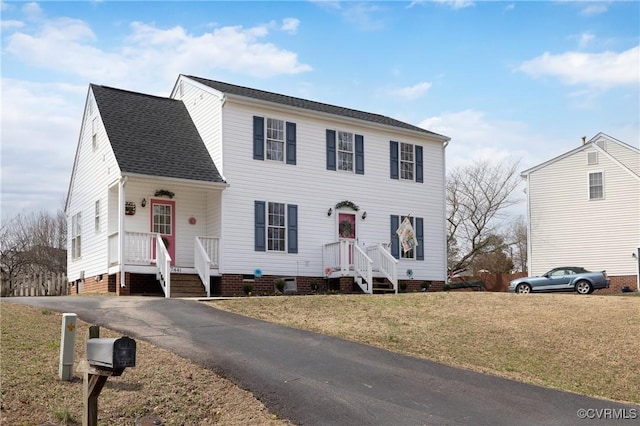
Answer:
[[0, 209, 67, 293], [447, 159, 522, 276], [470, 234, 514, 274], [505, 215, 528, 273]]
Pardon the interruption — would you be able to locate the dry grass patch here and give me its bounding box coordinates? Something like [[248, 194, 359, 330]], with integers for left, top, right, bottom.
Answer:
[[205, 292, 640, 404], [0, 302, 290, 426]]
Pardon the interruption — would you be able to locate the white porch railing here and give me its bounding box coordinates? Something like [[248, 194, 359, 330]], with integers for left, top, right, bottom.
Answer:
[[353, 244, 373, 294], [156, 235, 171, 298], [322, 240, 374, 294], [367, 244, 399, 293], [194, 236, 219, 298], [124, 232, 157, 264]]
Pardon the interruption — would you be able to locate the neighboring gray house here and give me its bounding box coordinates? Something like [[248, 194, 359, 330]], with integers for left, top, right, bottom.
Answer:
[[521, 133, 640, 293], [66, 75, 451, 297]]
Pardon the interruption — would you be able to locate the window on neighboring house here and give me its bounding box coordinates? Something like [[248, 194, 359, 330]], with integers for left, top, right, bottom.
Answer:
[[390, 141, 423, 182], [71, 212, 82, 260], [94, 200, 100, 232], [390, 215, 424, 261], [255, 201, 298, 253], [587, 152, 598, 165], [589, 172, 604, 200], [253, 116, 296, 164], [266, 118, 285, 161], [326, 130, 364, 174], [92, 118, 98, 151]]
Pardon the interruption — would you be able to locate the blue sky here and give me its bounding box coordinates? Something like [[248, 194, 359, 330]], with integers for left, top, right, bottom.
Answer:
[[1, 0, 638, 221]]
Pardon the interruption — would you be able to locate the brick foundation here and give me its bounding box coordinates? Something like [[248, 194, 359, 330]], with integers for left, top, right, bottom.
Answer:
[[595, 275, 638, 294]]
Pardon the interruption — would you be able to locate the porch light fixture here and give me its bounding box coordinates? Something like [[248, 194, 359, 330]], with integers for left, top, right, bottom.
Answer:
[[327, 208, 333, 217], [361, 211, 367, 220], [141, 198, 147, 207]]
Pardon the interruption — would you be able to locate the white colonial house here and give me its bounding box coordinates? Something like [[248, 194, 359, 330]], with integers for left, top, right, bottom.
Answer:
[[521, 133, 640, 293], [66, 75, 450, 297]]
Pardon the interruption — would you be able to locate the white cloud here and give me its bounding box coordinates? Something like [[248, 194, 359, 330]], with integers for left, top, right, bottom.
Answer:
[[580, 3, 608, 16], [388, 82, 432, 100], [281, 18, 300, 34], [4, 16, 312, 94], [1, 79, 85, 219], [1, 20, 24, 31], [517, 45, 640, 89], [576, 31, 595, 49], [22, 1, 44, 20], [431, 0, 475, 10]]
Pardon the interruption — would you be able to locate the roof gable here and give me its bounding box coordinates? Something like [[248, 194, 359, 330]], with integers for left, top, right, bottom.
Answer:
[[91, 84, 224, 183], [183, 75, 448, 139], [521, 133, 639, 179]]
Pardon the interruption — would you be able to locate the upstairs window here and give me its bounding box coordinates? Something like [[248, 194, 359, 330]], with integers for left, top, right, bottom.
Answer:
[[390, 141, 423, 182], [92, 118, 98, 151], [400, 143, 415, 180], [266, 118, 285, 161], [71, 212, 82, 260], [253, 116, 296, 164], [326, 130, 364, 174], [338, 131, 354, 171], [589, 172, 604, 200]]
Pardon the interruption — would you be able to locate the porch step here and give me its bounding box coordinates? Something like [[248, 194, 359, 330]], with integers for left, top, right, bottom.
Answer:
[[372, 277, 396, 294], [169, 273, 206, 298]]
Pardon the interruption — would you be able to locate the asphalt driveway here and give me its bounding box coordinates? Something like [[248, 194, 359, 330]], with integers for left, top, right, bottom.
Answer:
[[6, 296, 638, 425]]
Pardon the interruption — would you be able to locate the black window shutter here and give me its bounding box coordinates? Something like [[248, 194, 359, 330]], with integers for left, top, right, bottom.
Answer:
[[287, 204, 298, 253], [326, 130, 336, 170], [415, 145, 423, 183], [390, 215, 399, 259], [254, 201, 266, 251], [286, 122, 296, 165], [390, 141, 399, 179], [355, 134, 364, 175], [253, 116, 264, 160], [416, 217, 424, 260]]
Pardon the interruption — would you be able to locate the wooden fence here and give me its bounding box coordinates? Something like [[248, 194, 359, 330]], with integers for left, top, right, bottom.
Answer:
[[1, 272, 69, 297]]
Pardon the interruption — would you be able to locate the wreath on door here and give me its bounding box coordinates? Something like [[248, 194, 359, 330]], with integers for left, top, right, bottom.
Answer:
[[339, 220, 353, 238]]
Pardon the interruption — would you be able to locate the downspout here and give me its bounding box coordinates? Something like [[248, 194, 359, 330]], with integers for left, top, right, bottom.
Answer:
[[442, 139, 450, 283], [119, 176, 128, 289], [525, 174, 532, 274]]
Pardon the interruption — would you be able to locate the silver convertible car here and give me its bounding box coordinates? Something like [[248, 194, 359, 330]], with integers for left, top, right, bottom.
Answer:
[[508, 267, 610, 295]]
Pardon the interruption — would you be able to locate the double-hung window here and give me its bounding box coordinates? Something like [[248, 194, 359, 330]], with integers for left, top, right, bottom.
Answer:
[[326, 130, 365, 174], [71, 212, 82, 260], [589, 172, 604, 200], [337, 131, 354, 171], [268, 202, 286, 251], [253, 116, 296, 164], [390, 215, 424, 261], [94, 200, 100, 233], [255, 201, 298, 253], [400, 143, 414, 180], [390, 141, 423, 182], [266, 118, 285, 162]]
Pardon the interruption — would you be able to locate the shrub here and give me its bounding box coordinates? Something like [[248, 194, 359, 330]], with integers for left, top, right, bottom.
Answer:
[[275, 279, 285, 293]]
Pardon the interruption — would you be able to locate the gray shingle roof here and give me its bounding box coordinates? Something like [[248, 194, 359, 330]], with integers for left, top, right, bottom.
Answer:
[[185, 75, 445, 137], [91, 84, 225, 183]]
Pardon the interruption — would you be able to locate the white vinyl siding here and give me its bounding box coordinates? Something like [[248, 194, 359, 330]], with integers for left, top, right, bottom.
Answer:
[[213, 97, 447, 281], [527, 144, 640, 276]]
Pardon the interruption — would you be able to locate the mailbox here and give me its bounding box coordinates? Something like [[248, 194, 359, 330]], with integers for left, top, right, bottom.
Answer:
[[86, 336, 136, 374]]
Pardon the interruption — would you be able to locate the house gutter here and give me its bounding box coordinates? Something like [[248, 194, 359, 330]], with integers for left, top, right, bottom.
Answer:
[[442, 139, 450, 283]]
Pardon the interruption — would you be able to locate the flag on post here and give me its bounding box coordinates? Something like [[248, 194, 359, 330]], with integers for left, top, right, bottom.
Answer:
[[396, 216, 418, 253]]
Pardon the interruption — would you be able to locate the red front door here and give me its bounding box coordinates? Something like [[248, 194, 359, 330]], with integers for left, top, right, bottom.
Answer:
[[151, 199, 175, 265], [338, 212, 356, 263]]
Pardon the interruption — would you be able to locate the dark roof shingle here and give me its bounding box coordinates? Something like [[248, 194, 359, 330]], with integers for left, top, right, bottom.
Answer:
[[91, 84, 224, 183], [185, 75, 445, 138]]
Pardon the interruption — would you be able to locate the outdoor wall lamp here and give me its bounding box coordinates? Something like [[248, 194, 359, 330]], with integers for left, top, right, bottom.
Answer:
[[361, 211, 367, 220], [141, 198, 147, 207], [327, 208, 333, 217]]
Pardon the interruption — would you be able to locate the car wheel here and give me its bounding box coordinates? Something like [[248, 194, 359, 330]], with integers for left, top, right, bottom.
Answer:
[[516, 283, 531, 294], [575, 281, 592, 295]]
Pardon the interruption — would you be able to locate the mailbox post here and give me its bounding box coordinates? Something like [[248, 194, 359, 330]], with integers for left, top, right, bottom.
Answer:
[[77, 326, 136, 426]]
